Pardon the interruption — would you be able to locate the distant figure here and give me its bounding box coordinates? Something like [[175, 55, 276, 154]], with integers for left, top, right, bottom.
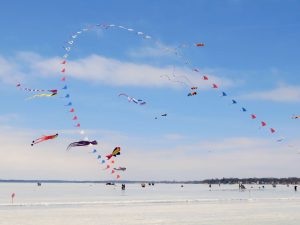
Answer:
[[141, 183, 145, 188], [295, 185, 298, 191], [272, 184, 276, 188], [11, 193, 15, 204], [151, 182, 155, 186], [121, 184, 126, 190], [37, 182, 42, 186], [181, 185, 184, 188], [209, 184, 211, 188], [106, 182, 115, 186], [239, 183, 246, 190]]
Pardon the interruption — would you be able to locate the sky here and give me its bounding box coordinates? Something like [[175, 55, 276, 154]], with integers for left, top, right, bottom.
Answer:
[[0, 0, 300, 181]]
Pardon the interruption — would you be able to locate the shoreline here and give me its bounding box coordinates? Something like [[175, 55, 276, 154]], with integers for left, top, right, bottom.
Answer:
[[0, 177, 299, 185]]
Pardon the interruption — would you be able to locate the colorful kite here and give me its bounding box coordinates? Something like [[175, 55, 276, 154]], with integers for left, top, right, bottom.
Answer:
[[106, 147, 121, 160], [31, 134, 58, 146], [67, 140, 98, 150], [118, 93, 146, 105]]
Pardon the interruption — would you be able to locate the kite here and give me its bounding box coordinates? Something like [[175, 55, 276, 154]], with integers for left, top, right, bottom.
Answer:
[[67, 140, 98, 150], [187, 91, 197, 96], [292, 115, 300, 119], [106, 147, 121, 160], [65, 102, 72, 106], [16, 83, 57, 94], [90, 149, 97, 154], [261, 121, 267, 127], [114, 167, 126, 171], [118, 93, 146, 105], [26, 92, 57, 100], [155, 113, 167, 119], [31, 133, 58, 146], [104, 165, 110, 170], [195, 43, 205, 47], [276, 138, 285, 142], [203, 75, 209, 80]]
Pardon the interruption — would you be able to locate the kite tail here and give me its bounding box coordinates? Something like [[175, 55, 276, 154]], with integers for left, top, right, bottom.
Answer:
[[106, 154, 113, 160], [66, 144, 74, 151]]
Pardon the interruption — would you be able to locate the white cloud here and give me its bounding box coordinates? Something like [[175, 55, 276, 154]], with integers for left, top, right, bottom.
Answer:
[[242, 84, 300, 103], [13, 51, 235, 89], [0, 114, 20, 124], [0, 56, 24, 84]]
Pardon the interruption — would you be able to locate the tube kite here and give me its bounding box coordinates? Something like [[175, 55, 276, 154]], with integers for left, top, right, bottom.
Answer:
[[119, 93, 146, 105], [106, 147, 121, 160], [67, 140, 98, 150], [26, 92, 57, 100], [114, 167, 126, 171], [31, 133, 58, 146]]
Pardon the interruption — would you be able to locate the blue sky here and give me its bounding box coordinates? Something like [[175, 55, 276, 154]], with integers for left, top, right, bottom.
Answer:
[[0, 0, 300, 180]]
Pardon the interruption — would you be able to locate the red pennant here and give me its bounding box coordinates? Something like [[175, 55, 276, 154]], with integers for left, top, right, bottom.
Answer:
[[261, 121, 267, 127], [251, 114, 257, 119], [73, 116, 78, 120], [212, 84, 218, 88], [116, 175, 120, 179], [270, 128, 276, 133], [61, 60, 66, 64], [61, 68, 65, 73], [203, 75, 208, 80], [75, 123, 80, 127], [196, 43, 205, 47], [70, 108, 75, 113], [111, 170, 115, 174], [61, 77, 66, 81]]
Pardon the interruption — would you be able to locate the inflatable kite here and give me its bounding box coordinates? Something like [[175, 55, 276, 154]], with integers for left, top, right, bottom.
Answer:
[[67, 140, 98, 150], [106, 147, 121, 160], [31, 134, 58, 146]]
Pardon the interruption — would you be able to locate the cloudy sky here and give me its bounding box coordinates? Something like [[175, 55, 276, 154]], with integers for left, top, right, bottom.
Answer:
[[0, 0, 300, 181]]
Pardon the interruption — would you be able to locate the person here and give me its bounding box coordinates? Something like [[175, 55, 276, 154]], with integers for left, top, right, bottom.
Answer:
[[295, 185, 298, 191], [121, 184, 125, 190]]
